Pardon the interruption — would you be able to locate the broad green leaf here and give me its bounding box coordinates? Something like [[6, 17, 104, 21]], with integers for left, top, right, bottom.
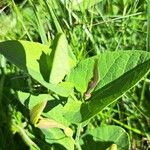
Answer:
[[65, 50, 150, 123], [81, 125, 130, 150], [0, 40, 73, 97], [63, 97, 82, 123], [41, 128, 74, 150], [49, 34, 71, 84], [0, 40, 50, 74]]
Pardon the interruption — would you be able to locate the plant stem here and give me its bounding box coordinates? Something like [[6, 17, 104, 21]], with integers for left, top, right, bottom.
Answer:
[[12, 120, 40, 150], [75, 124, 82, 150], [110, 117, 145, 136], [140, 77, 147, 107]]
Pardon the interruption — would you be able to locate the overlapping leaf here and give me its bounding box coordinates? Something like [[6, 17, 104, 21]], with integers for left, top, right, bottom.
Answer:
[[49, 34, 70, 84], [42, 128, 74, 150], [0, 36, 74, 97], [81, 125, 130, 150], [65, 50, 150, 123], [18, 92, 74, 149]]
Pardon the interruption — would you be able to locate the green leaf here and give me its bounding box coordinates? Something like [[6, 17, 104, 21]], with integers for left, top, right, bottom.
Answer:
[[65, 50, 150, 123], [17, 91, 70, 126], [0, 40, 73, 97], [17, 92, 53, 110], [81, 125, 130, 150], [41, 128, 74, 150], [49, 34, 71, 84], [68, 57, 95, 95], [0, 40, 50, 75]]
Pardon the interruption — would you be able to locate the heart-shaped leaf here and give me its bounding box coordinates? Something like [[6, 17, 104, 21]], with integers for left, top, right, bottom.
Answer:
[[81, 124, 130, 150]]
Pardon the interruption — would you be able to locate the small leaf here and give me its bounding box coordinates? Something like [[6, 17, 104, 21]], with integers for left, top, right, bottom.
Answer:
[[30, 100, 47, 125]]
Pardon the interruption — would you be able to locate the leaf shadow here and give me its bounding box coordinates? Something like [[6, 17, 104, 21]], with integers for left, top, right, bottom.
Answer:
[[0, 40, 28, 72], [81, 134, 112, 150], [38, 51, 52, 82], [44, 97, 67, 113]]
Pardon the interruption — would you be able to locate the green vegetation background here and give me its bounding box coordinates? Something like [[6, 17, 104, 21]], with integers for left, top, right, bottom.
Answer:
[[0, 0, 149, 149]]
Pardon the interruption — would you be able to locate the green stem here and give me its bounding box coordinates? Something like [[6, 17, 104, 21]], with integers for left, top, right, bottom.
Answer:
[[140, 77, 147, 107], [110, 117, 145, 136], [75, 124, 82, 150], [12, 121, 40, 150]]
